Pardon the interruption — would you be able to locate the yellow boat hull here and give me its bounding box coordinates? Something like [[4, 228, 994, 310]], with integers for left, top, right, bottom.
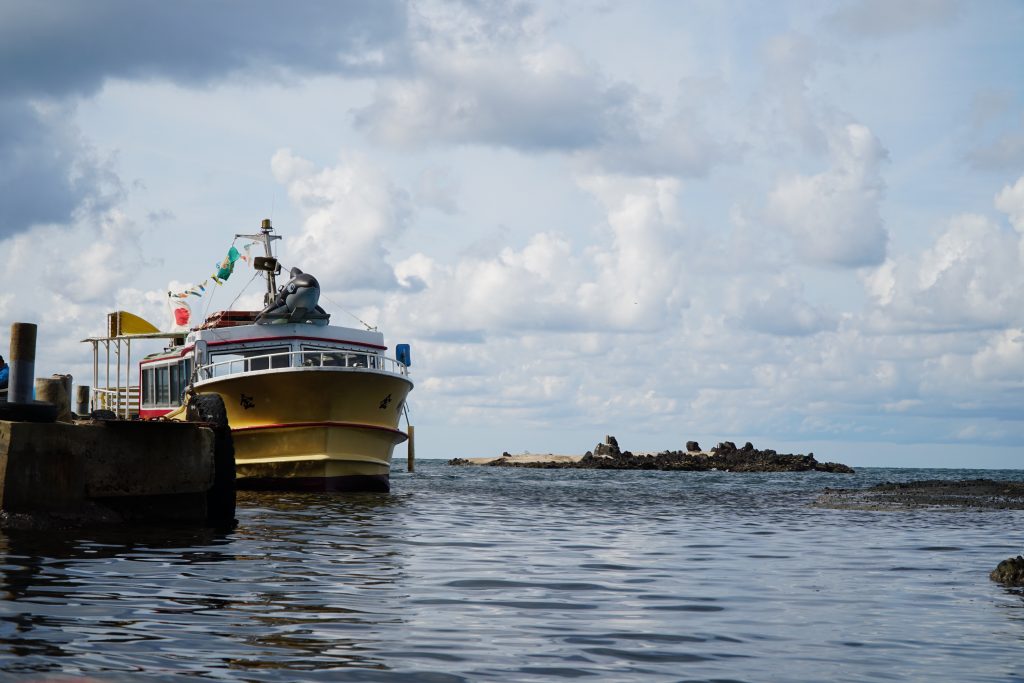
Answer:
[[194, 368, 412, 491]]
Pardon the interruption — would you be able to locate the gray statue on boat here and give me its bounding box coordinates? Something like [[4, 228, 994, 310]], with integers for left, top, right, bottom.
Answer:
[[256, 267, 329, 324]]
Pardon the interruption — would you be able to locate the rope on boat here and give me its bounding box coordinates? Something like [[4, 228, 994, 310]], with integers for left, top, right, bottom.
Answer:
[[319, 289, 377, 331], [224, 271, 260, 311]]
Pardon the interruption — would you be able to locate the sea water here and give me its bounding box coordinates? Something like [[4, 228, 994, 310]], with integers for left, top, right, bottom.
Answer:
[[0, 463, 1022, 682]]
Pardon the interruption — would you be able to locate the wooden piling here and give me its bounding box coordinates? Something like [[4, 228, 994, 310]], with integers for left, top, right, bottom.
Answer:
[[407, 425, 415, 473]]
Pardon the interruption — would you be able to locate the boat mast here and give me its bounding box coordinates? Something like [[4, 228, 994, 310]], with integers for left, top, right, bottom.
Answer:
[[235, 218, 282, 306]]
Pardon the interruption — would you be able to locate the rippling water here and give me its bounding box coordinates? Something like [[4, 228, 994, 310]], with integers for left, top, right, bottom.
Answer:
[[1, 463, 1023, 681]]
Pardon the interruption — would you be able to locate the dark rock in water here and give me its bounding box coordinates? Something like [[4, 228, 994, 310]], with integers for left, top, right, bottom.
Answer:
[[814, 479, 1024, 510], [463, 439, 853, 474], [991, 556, 1024, 586], [814, 460, 855, 474], [450, 435, 854, 474]]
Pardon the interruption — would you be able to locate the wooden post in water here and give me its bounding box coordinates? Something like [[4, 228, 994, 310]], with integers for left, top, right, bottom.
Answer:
[[8, 323, 36, 404], [407, 425, 415, 473]]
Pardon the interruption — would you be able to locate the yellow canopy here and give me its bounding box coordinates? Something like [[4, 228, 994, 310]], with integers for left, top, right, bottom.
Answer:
[[107, 311, 160, 337]]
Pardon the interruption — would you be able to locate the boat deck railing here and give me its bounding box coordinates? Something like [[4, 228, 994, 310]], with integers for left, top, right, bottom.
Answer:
[[197, 349, 409, 381], [93, 385, 140, 415]]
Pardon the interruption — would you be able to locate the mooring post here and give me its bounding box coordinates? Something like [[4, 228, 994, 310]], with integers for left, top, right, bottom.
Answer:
[[8, 323, 37, 404], [75, 385, 90, 415], [59, 374, 72, 404], [35, 377, 71, 422], [58, 374, 72, 420], [407, 425, 415, 473]]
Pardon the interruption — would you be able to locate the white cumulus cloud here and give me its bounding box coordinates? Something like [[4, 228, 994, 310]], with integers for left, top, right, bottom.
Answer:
[[272, 148, 412, 291], [766, 123, 889, 268]]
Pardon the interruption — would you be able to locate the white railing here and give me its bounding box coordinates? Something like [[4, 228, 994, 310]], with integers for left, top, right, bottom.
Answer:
[[93, 385, 140, 416], [197, 349, 409, 382]]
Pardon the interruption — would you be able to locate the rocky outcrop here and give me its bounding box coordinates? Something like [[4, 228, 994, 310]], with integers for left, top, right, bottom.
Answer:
[[449, 436, 853, 473], [592, 435, 621, 457], [578, 448, 851, 473], [991, 556, 1024, 587]]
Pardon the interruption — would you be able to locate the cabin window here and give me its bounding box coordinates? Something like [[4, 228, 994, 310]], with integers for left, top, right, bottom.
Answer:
[[142, 367, 155, 405], [141, 357, 191, 408], [156, 366, 170, 405], [210, 352, 244, 378], [301, 345, 374, 368], [169, 363, 179, 403], [210, 346, 291, 377], [247, 346, 291, 371], [180, 359, 192, 402]]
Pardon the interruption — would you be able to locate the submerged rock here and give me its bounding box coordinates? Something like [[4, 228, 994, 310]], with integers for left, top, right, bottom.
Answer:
[[814, 479, 1024, 510], [991, 556, 1024, 587]]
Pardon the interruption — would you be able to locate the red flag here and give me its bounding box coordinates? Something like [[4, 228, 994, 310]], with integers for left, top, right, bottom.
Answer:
[[169, 298, 191, 332]]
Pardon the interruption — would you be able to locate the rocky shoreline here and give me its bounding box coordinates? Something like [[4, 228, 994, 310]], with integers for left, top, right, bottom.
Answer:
[[449, 436, 854, 474]]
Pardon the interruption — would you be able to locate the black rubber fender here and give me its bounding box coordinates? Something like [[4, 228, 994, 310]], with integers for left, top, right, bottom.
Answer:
[[187, 393, 236, 528]]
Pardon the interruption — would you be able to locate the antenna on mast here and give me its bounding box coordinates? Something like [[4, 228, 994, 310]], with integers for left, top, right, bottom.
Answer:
[[236, 218, 282, 306]]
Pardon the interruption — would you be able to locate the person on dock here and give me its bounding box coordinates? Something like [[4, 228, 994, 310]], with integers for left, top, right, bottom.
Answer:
[[0, 356, 8, 390]]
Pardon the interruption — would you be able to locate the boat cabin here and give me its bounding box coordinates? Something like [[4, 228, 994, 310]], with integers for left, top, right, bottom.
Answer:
[[137, 312, 404, 418]]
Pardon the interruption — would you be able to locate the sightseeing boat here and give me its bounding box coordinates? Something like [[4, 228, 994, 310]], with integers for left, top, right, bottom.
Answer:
[[85, 220, 413, 492]]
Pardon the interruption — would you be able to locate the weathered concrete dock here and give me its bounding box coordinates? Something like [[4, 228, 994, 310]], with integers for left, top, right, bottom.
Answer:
[[0, 321, 234, 529], [0, 418, 230, 527]]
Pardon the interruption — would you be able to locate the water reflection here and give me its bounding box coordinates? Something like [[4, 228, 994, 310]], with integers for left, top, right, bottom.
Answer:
[[1, 466, 1023, 681], [229, 492, 410, 673], [0, 491, 410, 677], [0, 526, 236, 672]]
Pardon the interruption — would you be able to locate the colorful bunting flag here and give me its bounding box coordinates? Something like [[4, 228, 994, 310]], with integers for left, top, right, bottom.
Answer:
[[216, 246, 241, 280], [167, 241, 258, 301]]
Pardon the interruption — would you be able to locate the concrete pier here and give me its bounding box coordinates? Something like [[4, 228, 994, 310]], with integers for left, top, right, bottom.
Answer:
[[0, 417, 233, 526], [0, 321, 235, 528]]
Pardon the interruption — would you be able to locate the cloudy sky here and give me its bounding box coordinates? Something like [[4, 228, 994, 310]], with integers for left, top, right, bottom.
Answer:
[[2, 0, 1022, 467]]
